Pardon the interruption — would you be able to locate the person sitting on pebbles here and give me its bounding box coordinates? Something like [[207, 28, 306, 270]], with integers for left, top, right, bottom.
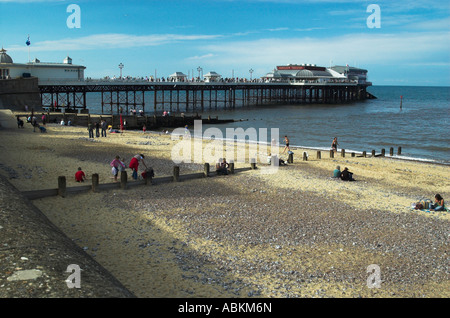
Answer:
[[430, 194, 445, 211], [340, 167, 355, 181], [332, 165, 341, 178]]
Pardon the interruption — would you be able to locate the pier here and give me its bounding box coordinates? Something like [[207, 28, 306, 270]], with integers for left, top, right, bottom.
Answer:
[[38, 80, 374, 115]]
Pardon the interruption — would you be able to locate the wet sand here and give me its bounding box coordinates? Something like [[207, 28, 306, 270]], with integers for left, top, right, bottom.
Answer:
[[1, 114, 449, 298]]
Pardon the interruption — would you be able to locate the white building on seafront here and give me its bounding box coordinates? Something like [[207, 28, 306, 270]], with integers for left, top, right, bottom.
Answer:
[[0, 47, 86, 83], [262, 63, 369, 85]]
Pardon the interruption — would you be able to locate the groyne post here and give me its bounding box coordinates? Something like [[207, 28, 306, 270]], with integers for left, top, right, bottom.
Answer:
[[58, 176, 66, 197], [173, 166, 180, 182], [229, 162, 235, 174], [92, 173, 99, 192], [363, 151, 366, 158], [390, 147, 394, 156], [372, 150, 376, 157], [330, 150, 334, 158], [316, 151, 321, 160], [288, 153, 294, 163], [381, 148, 385, 157], [303, 152, 308, 161], [250, 158, 257, 169], [120, 171, 127, 190], [204, 163, 210, 177], [398, 147, 402, 155], [341, 149, 345, 158]]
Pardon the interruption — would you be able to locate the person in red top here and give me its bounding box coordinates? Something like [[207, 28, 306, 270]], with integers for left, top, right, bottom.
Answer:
[[129, 154, 147, 180], [75, 167, 86, 182]]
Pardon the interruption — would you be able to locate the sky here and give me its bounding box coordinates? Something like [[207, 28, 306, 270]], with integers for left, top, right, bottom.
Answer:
[[1, 0, 449, 86]]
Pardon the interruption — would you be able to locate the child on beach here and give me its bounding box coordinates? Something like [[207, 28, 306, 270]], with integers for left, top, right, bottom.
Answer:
[[110, 156, 126, 182], [75, 167, 86, 182]]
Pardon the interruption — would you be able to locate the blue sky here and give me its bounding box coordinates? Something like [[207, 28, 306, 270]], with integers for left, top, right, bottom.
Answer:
[[1, 0, 449, 86]]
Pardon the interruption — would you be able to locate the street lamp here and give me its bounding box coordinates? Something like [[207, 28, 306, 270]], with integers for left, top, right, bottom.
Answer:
[[118, 63, 124, 78], [249, 68, 254, 81], [197, 66, 202, 81]]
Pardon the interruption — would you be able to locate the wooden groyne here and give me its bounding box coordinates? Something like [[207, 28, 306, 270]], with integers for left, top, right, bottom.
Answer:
[[22, 162, 251, 201]]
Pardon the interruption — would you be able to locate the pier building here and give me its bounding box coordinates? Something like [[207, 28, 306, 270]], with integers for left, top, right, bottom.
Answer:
[[0, 48, 85, 82]]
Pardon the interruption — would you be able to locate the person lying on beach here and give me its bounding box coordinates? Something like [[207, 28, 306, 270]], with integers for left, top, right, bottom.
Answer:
[[340, 167, 355, 181], [332, 165, 341, 178], [108, 127, 122, 134], [267, 153, 287, 166], [75, 167, 86, 182], [430, 194, 445, 211]]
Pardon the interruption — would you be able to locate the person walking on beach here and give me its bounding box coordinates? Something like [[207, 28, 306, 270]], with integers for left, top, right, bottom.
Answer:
[[331, 137, 339, 153], [110, 155, 126, 182], [87, 122, 94, 138], [101, 120, 108, 137], [32, 116, 37, 132], [129, 154, 148, 180], [282, 136, 290, 154], [95, 121, 100, 138]]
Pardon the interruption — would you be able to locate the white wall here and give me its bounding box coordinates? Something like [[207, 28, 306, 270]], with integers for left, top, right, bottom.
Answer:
[[7, 64, 84, 81]]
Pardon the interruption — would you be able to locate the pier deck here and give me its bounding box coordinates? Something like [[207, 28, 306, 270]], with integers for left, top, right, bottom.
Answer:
[[38, 80, 374, 115]]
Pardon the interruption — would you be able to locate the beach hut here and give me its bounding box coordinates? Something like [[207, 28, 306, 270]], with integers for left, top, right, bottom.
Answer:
[[203, 71, 221, 82]]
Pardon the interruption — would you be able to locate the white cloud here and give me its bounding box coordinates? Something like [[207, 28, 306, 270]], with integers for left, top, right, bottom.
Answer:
[[186, 53, 216, 60], [196, 31, 450, 70], [7, 33, 223, 52]]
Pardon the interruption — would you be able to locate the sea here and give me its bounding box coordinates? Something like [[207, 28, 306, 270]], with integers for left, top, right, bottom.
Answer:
[[86, 86, 450, 164]]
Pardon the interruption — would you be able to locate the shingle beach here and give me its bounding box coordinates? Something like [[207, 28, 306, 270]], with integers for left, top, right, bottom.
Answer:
[[1, 116, 449, 298]]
